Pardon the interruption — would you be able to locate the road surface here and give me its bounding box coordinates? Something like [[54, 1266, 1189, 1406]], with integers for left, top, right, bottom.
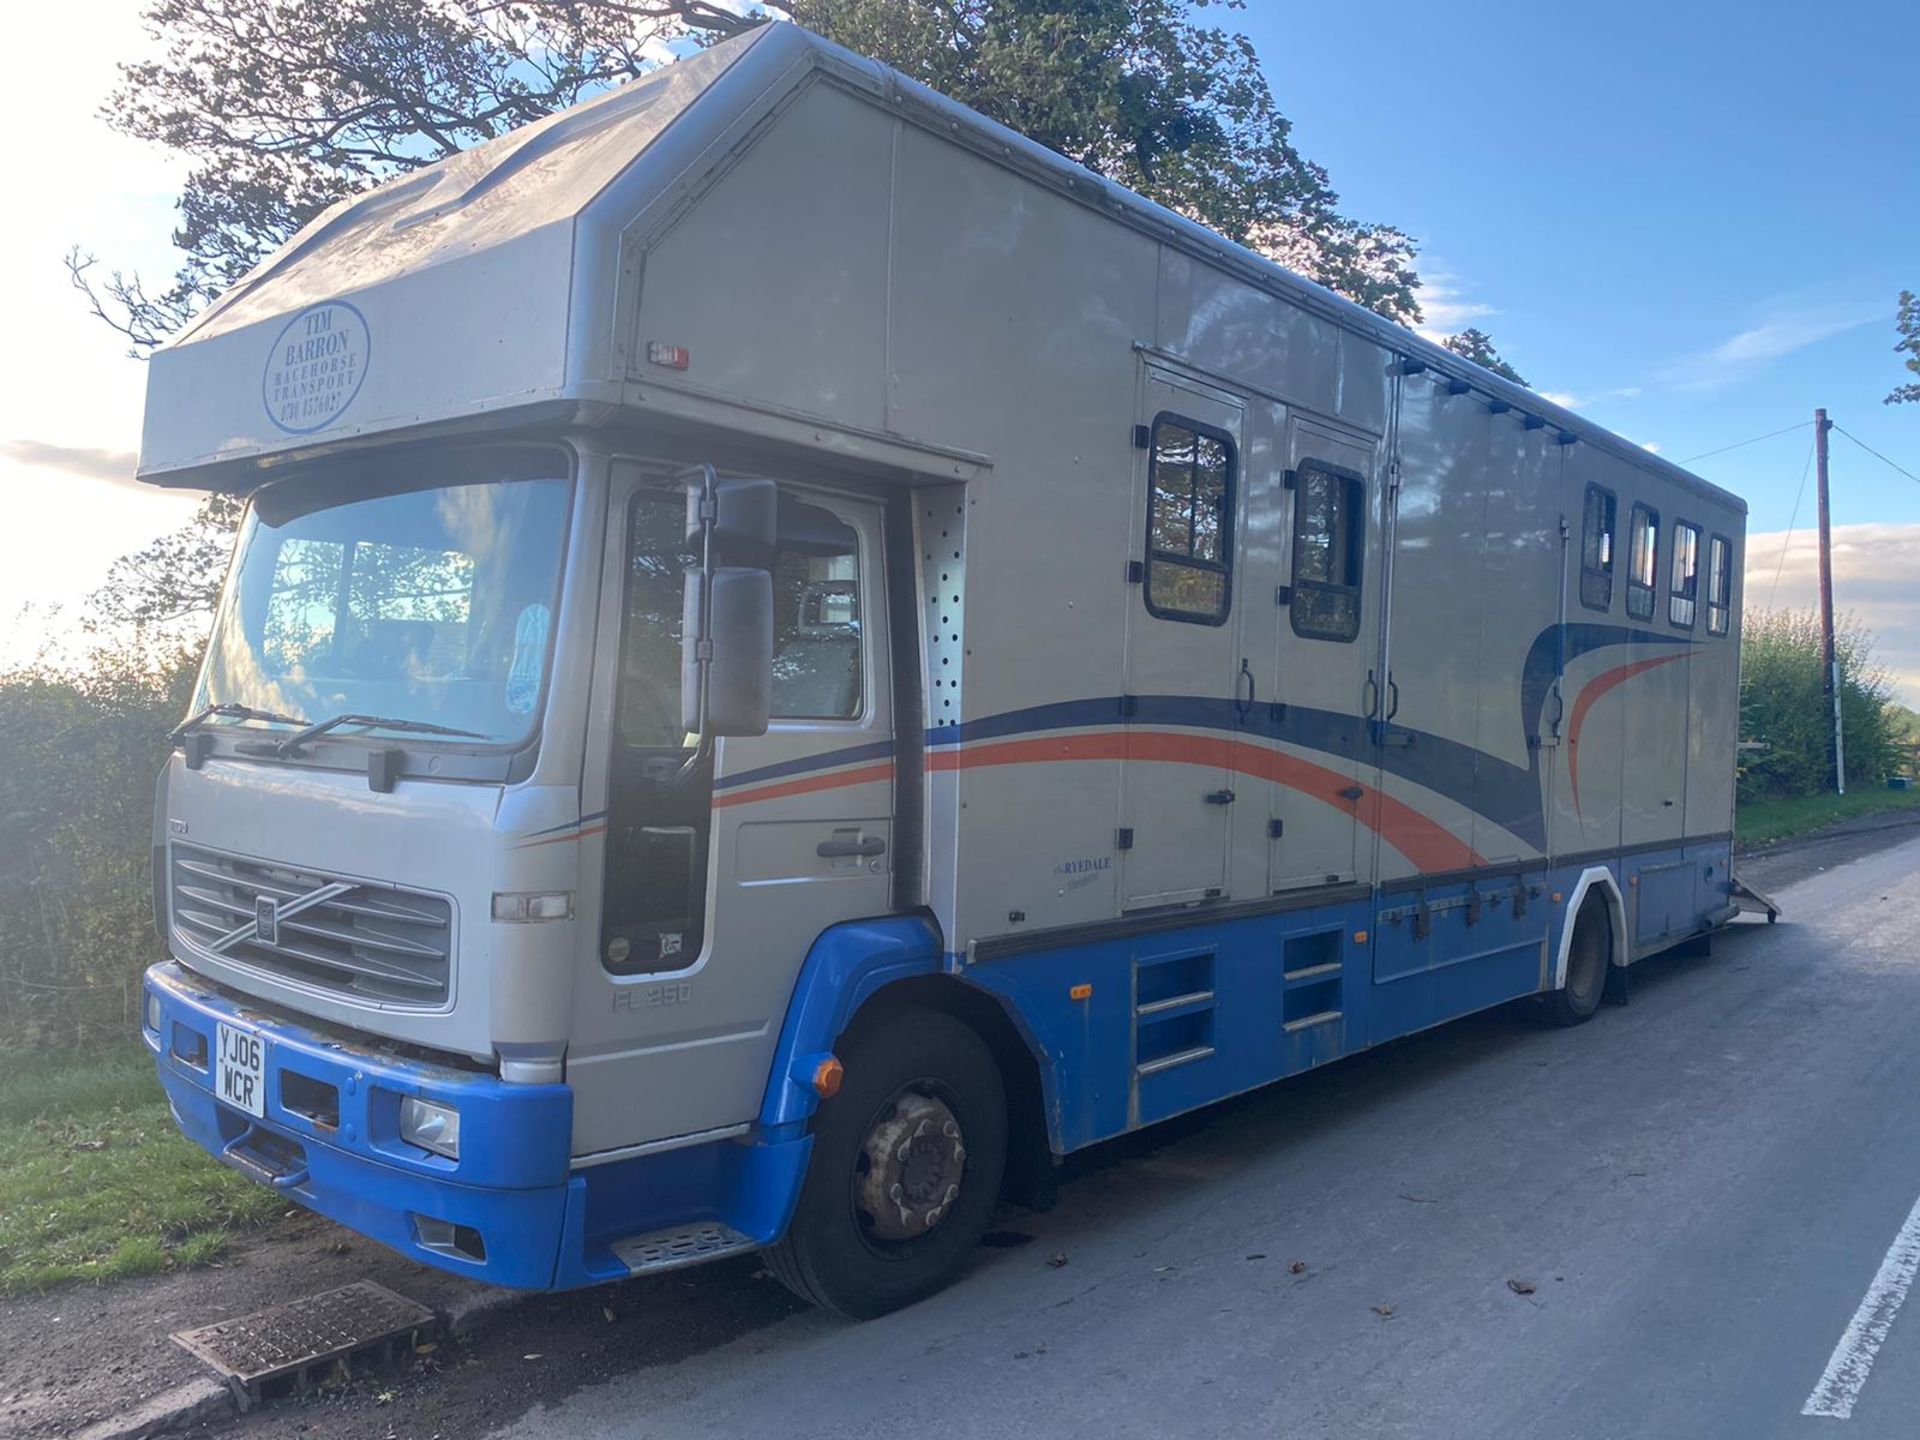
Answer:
[[253, 828, 1920, 1439]]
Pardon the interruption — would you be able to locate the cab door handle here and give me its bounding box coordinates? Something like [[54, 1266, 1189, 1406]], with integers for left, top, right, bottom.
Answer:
[[818, 835, 887, 858]]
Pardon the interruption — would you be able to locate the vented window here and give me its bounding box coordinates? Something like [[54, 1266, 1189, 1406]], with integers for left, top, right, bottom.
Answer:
[[1707, 533, 1733, 636], [1290, 461, 1366, 643], [1144, 415, 1235, 625], [1669, 521, 1701, 628], [1626, 502, 1660, 622], [1579, 484, 1617, 612]]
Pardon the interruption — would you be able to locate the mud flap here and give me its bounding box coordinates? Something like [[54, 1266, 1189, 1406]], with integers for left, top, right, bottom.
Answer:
[[1604, 961, 1630, 1008]]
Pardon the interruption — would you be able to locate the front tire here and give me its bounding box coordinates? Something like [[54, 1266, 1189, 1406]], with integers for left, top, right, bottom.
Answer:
[[1546, 893, 1612, 1027], [767, 1007, 1007, 1319]]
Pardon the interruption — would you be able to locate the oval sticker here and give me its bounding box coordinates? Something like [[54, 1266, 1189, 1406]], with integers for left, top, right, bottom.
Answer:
[[261, 301, 371, 434]]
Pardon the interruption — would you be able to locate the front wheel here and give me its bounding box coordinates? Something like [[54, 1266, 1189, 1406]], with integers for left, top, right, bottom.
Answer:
[[766, 1008, 1007, 1319]]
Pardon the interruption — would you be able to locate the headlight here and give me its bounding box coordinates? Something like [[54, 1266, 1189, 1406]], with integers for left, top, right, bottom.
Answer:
[[399, 1097, 461, 1159]]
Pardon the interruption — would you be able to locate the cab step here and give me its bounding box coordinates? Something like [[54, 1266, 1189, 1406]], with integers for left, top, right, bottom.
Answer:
[[610, 1222, 756, 1275]]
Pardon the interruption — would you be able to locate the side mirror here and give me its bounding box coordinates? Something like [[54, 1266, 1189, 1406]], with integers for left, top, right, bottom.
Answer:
[[681, 467, 775, 738], [686, 477, 777, 568], [681, 567, 772, 737]]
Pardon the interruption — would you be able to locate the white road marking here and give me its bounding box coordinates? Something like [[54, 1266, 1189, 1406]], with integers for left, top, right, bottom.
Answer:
[[1804, 1190, 1920, 1418]]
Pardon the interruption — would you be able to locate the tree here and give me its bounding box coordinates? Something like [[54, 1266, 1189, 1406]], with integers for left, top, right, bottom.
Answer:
[[74, 0, 1421, 352], [1441, 327, 1528, 388], [88, 493, 243, 633], [1888, 289, 1920, 406]]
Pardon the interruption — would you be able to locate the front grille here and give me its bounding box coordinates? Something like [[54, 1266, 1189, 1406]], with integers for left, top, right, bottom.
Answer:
[[171, 844, 453, 1006]]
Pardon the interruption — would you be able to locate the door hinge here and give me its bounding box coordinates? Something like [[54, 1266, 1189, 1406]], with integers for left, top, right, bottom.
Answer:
[[1126, 559, 1144, 584], [1132, 423, 1152, 450], [1116, 827, 1135, 851], [1268, 818, 1285, 839], [1118, 694, 1138, 718], [1282, 468, 1298, 491], [1339, 785, 1365, 801], [1205, 789, 1236, 806], [1274, 584, 1293, 606]]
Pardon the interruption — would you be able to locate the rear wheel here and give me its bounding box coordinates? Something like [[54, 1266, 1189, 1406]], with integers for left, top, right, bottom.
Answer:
[[767, 1007, 1007, 1319], [1546, 893, 1612, 1027]]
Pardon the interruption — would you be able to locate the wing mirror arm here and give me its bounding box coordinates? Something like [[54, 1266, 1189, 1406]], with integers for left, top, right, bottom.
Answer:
[[679, 465, 775, 759]]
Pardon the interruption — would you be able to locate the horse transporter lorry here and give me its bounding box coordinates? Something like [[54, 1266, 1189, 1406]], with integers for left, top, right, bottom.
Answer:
[[137, 22, 1750, 1317]]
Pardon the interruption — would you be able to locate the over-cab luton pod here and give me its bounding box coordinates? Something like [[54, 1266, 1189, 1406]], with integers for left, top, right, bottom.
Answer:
[[139, 22, 1754, 1316]]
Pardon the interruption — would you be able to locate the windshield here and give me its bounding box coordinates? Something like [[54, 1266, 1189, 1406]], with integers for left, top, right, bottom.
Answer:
[[195, 447, 572, 747]]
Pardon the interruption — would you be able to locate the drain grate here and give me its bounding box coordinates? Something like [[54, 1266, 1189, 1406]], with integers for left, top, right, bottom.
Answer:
[[172, 1281, 436, 1396]]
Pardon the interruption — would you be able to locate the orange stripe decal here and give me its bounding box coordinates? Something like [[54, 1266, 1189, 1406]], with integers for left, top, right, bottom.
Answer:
[[1567, 652, 1690, 813], [514, 823, 607, 849], [931, 730, 1482, 874], [712, 760, 896, 809]]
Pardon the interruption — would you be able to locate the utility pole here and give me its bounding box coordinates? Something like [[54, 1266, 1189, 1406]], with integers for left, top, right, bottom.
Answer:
[[1815, 407, 1845, 794]]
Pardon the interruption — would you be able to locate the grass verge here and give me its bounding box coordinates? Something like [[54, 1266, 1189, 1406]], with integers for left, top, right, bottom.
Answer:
[[1736, 785, 1920, 849], [0, 1045, 283, 1295]]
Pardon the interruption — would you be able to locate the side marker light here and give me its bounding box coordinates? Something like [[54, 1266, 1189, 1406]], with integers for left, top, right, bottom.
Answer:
[[813, 1057, 844, 1099]]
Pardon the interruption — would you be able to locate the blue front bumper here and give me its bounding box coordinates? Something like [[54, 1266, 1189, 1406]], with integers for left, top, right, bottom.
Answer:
[[143, 962, 811, 1291]]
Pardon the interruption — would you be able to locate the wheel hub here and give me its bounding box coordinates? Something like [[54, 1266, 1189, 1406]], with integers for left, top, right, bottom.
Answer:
[[855, 1090, 967, 1241]]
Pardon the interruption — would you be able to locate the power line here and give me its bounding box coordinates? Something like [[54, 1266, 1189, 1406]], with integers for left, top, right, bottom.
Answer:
[[1833, 424, 1920, 488], [1767, 431, 1819, 610], [1677, 420, 1814, 467]]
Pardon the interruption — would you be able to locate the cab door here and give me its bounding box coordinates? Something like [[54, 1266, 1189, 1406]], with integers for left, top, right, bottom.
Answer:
[[568, 466, 892, 1155], [1120, 370, 1246, 910]]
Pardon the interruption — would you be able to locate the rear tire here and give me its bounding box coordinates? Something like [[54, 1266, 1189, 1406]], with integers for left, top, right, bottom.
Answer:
[[767, 1007, 1007, 1319], [1546, 893, 1612, 1027]]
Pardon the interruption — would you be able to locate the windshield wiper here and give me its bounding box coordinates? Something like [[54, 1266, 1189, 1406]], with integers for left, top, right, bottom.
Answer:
[[273, 712, 488, 757], [169, 702, 310, 745]]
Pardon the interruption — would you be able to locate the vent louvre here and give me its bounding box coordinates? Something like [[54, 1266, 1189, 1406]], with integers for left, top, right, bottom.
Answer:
[[170, 845, 452, 1006]]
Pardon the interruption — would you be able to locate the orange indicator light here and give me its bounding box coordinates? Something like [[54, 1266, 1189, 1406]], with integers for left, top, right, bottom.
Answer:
[[813, 1056, 844, 1099], [1353, 931, 1369, 944], [1069, 983, 1093, 1001]]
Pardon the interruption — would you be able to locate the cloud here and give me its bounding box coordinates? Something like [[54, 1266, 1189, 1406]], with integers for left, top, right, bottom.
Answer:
[[1412, 269, 1495, 344], [1663, 300, 1885, 392], [1539, 390, 1581, 410], [1640, 442, 1661, 454], [1747, 521, 1920, 703], [0, 439, 142, 489]]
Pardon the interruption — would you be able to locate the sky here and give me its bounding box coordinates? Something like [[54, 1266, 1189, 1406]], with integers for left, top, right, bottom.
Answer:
[[2, 0, 1917, 689]]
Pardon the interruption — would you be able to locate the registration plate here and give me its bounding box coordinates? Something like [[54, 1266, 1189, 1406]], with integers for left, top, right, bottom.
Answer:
[[216, 1021, 266, 1119]]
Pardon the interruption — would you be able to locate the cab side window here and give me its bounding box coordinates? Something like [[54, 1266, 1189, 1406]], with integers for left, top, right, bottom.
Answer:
[[617, 491, 865, 743], [770, 508, 863, 720]]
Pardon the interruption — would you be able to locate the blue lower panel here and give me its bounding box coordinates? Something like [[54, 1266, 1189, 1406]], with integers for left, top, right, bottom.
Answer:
[[965, 893, 1375, 1153], [145, 963, 811, 1293], [964, 842, 1731, 1159]]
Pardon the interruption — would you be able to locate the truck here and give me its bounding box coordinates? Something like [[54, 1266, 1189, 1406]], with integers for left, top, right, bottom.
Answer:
[[138, 21, 1749, 1319]]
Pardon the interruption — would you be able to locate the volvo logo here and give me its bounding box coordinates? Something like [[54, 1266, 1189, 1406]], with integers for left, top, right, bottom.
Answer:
[[254, 896, 280, 947], [208, 880, 354, 955]]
